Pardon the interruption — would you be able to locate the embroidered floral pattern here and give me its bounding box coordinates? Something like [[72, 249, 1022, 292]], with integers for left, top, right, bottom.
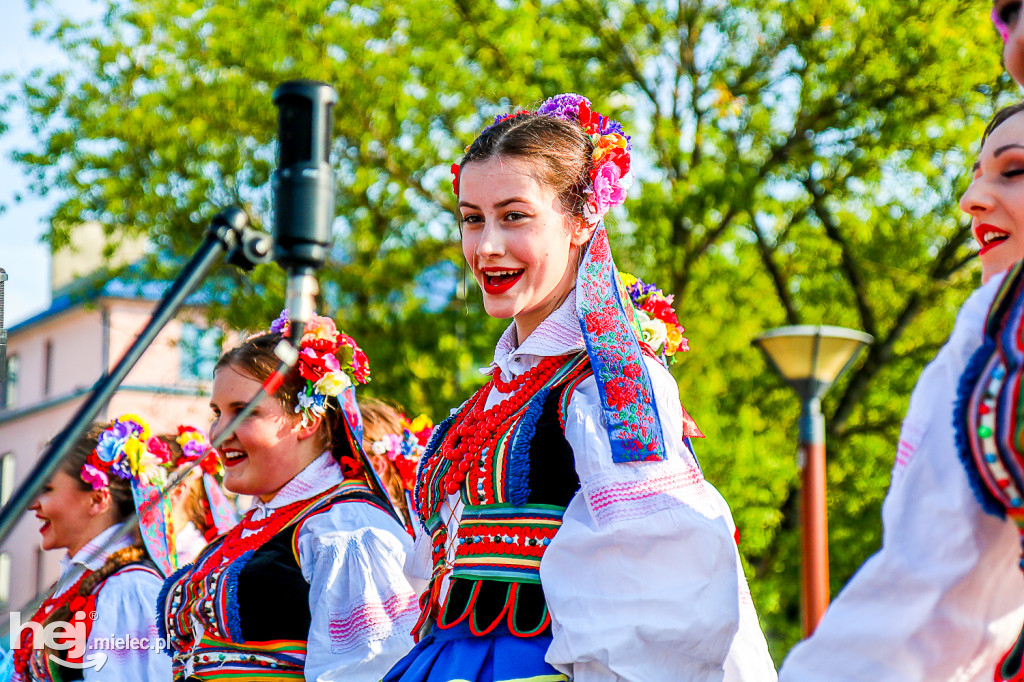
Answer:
[[576, 228, 666, 463]]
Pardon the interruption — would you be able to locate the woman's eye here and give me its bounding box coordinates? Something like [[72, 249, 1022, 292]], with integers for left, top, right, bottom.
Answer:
[[461, 214, 483, 225], [1005, 168, 1024, 178], [504, 211, 526, 221], [1001, 1, 1021, 26]]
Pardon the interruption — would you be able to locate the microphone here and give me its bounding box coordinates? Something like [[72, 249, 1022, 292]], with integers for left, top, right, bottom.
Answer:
[[0, 268, 6, 383], [271, 80, 338, 340]]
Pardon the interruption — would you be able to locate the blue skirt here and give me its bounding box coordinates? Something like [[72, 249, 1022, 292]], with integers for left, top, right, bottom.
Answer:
[[382, 621, 568, 682]]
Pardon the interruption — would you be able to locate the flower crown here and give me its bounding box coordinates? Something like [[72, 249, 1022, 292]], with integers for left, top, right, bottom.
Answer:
[[452, 93, 632, 225], [369, 414, 433, 493], [993, 5, 1011, 41], [621, 273, 689, 364], [174, 425, 223, 477], [269, 309, 371, 427], [82, 414, 172, 491]]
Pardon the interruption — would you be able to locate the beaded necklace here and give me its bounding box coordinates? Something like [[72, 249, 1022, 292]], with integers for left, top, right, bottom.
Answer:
[[418, 355, 571, 516], [13, 569, 94, 679], [187, 494, 325, 586]]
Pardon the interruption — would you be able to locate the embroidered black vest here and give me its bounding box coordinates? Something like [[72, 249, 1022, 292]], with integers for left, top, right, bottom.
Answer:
[[416, 352, 592, 637]]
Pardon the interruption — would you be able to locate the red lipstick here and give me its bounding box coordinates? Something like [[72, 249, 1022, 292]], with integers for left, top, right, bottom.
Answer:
[[976, 223, 1011, 257], [480, 268, 524, 295]]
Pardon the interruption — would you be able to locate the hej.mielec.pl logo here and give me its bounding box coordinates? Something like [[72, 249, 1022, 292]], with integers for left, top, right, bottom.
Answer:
[[10, 610, 108, 672]]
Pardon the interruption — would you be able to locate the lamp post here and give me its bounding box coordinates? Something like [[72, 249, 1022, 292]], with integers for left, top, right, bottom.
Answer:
[[753, 325, 873, 637]]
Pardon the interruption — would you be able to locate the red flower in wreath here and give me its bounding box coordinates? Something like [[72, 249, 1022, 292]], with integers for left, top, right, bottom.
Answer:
[[298, 347, 341, 383], [578, 100, 601, 134], [451, 163, 460, 195], [641, 296, 681, 327], [605, 377, 640, 410]]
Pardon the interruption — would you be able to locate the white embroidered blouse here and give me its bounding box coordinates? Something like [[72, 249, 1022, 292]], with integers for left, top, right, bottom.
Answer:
[[780, 274, 1024, 681], [13, 522, 170, 682], [405, 290, 778, 681], [177, 453, 418, 682]]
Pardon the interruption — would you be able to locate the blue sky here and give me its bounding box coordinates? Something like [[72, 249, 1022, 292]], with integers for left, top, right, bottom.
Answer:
[[1, 0, 94, 326]]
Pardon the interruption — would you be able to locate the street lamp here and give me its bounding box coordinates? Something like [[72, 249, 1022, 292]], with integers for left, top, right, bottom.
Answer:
[[753, 325, 873, 637]]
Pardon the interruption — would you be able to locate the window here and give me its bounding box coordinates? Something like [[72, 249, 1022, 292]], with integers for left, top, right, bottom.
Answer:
[[180, 323, 223, 382], [0, 454, 13, 506], [1, 354, 17, 409], [43, 339, 53, 396]]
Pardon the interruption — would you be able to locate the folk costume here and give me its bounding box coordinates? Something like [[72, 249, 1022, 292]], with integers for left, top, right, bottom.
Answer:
[[11, 416, 173, 682], [159, 317, 418, 682], [385, 94, 777, 682], [779, 271, 1024, 681]]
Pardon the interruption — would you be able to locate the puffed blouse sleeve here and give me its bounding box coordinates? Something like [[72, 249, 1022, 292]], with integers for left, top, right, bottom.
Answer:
[[780, 276, 1024, 681], [541, 356, 777, 682], [84, 566, 171, 682], [296, 502, 419, 682]]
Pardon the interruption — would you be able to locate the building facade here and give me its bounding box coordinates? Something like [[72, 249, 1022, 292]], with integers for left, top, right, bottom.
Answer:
[[0, 272, 226, 615]]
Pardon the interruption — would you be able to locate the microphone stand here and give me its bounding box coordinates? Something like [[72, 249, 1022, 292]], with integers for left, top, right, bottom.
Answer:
[[0, 207, 272, 546]]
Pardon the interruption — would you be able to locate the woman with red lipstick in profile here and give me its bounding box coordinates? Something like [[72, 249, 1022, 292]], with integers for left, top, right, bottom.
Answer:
[[777, 109, 1024, 682], [12, 416, 172, 682], [158, 315, 418, 682], [383, 93, 776, 682]]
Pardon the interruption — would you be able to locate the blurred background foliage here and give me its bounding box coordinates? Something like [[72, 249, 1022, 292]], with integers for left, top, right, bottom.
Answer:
[[4, 0, 1015, 661]]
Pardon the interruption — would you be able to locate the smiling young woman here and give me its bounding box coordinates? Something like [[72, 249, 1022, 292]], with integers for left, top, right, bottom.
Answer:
[[777, 67, 1024, 682], [383, 94, 776, 682], [158, 315, 418, 682], [15, 418, 172, 682]]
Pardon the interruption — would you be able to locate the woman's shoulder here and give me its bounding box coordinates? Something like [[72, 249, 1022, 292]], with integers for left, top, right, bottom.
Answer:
[[296, 490, 413, 555]]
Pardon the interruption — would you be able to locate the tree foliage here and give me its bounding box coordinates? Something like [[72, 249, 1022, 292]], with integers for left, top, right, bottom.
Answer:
[[7, 0, 1013, 660]]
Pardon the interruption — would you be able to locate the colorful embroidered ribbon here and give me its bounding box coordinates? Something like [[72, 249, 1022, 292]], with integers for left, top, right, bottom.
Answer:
[[576, 225, 667, 463]]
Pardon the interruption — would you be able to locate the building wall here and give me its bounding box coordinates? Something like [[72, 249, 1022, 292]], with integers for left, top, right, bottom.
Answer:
[[0, 297, 226, 615]]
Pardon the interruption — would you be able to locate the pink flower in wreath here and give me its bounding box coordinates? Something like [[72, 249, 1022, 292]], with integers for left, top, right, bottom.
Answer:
[[81, 463, 109, 491], [588, 162, 627, 217], [605, 377, 640, 410]]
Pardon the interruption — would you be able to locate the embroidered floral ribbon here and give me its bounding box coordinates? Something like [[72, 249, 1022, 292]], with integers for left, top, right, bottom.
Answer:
[[576, 227, 668, 463]]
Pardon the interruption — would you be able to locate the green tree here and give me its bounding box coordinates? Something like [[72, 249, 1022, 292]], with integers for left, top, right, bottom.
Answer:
[[6, 0, 1011, 660]]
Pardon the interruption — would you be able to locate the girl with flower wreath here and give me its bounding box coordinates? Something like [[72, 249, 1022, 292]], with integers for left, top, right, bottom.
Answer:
[[360, 397, 433, 534], [155, 425, 238, 567], [158, 314, 419, 682], [10, 415, 174, 682], [384, 93, 776, 682]]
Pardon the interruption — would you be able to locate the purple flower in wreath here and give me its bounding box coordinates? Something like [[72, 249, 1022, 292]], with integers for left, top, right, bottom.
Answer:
[[182, 439, 208, 461], [537, 93, 587, 122], [110, 457, 133, 480], [270, 309, 291, 334]]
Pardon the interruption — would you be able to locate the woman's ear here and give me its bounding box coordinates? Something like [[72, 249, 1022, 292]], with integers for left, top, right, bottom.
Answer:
[[295, 414, 323, 441], [88, 487, 113, 517], [569, 215, 598, 247]]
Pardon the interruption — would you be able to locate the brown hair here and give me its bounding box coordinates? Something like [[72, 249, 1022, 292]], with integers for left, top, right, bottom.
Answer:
[[60, 423, 135, 520], [359, 397, 412, 528], [459, 113, 594, 217], [982, 102, 1024, 146], [213, 331, 359, 472]]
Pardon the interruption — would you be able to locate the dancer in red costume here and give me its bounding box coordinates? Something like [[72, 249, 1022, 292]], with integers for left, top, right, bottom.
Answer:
[[159, 315, 418, 682], [384, 93, 776, 682]]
